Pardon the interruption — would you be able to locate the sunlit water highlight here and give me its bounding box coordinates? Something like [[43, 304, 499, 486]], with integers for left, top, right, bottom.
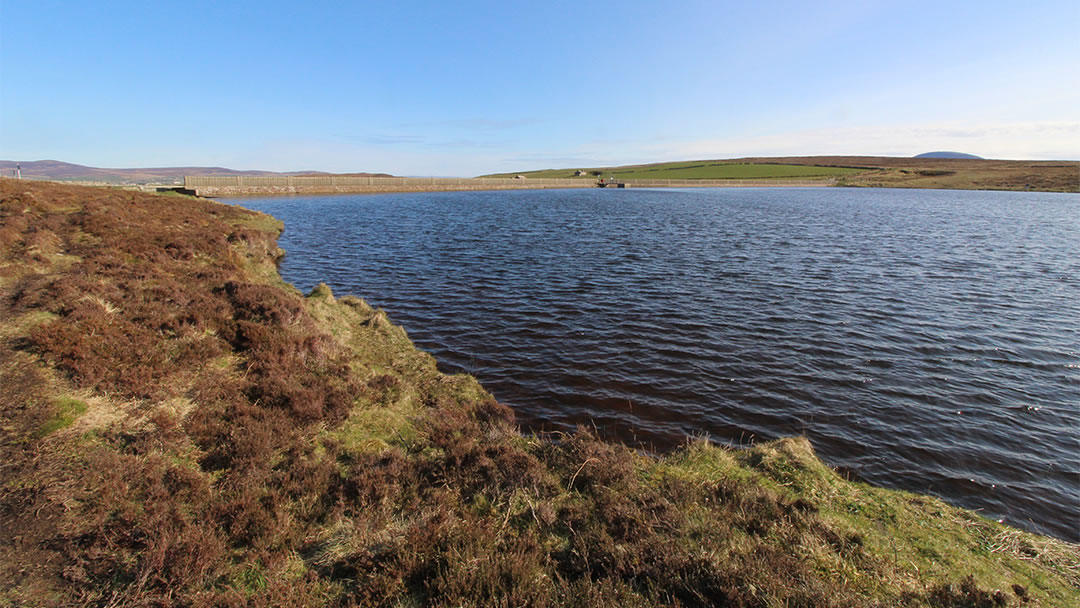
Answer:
[[235, 187, 1080, 541]]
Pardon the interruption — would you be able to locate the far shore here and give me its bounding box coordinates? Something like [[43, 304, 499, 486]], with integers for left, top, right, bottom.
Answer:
[[178, 176, 835, 198]]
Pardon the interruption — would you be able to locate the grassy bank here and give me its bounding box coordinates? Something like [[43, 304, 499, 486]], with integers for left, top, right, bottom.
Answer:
[[482, 157, 1079, 192], [481, 162, 861, 181], [1, 180, 1077, 606]]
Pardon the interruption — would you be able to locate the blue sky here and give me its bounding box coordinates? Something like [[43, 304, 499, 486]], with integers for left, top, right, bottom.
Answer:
[[1, 0, 1077, 175]]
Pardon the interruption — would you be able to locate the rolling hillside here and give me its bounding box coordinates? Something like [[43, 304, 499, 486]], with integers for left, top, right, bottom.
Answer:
[[482, 156, 1079, 192], [0, 160, 391, 184], [481, 161, 861, 181]]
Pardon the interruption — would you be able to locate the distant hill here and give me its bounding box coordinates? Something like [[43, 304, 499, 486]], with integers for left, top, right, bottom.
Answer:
[[482, 156, 1078, 193], [0, 160, 392, 184], [914, 151, 984, 159]]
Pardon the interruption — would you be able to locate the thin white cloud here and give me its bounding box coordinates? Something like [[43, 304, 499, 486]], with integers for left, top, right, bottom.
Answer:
[[344, 134, 425, 146], [343, 133, 503, 150], [617, 121, 1080, 162], [401, 118, 542, 131], [215, 120, 1079, 177]]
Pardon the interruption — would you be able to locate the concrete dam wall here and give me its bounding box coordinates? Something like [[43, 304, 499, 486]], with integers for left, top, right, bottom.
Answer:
[[182, 175, 833, 196]]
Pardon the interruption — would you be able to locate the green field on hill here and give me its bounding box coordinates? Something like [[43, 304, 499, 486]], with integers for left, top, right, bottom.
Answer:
[[481, 161, 865, 180]]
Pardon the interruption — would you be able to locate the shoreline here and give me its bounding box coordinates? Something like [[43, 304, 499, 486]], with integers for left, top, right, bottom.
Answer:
[[178, 175, 835, 197], [1, 180, 1077, 605]]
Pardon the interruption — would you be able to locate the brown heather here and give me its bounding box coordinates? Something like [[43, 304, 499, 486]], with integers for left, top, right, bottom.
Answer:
[[1, 180, 1076, 607]]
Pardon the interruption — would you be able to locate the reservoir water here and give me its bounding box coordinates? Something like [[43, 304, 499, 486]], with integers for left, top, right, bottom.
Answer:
[[235, 187, 1080, 542]]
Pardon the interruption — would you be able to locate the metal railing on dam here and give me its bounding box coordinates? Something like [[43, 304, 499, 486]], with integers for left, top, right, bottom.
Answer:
[[184, 176, 593, 188], [182, 175, 833, 196]]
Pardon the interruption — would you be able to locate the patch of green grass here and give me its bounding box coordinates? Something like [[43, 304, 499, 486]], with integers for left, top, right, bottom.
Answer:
[[36, 395, 88, 437], [333, 402, 421, 455], [611, 162, 861, 180], [229, 211, 285, 236], [230, 561, 268, 594], [0, 310, 59, 340], [731, 437, 1080, 605], [152, 189, 201, 200]]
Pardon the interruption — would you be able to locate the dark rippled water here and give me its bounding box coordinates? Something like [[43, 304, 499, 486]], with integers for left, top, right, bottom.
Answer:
[[235, 187, 1080, 541]]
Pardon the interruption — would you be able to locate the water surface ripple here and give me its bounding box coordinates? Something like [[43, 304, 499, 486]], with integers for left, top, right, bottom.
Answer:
[[235, 187, 1080, 541]]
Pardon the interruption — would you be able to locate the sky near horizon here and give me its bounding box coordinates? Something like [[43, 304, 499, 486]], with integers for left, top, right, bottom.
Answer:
[[1, 1, 1077, 176]]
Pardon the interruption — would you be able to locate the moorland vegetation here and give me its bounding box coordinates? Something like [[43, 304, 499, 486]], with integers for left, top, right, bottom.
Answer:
[[1, 180, 1077, 606], [482, 157, 1079, 192]]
